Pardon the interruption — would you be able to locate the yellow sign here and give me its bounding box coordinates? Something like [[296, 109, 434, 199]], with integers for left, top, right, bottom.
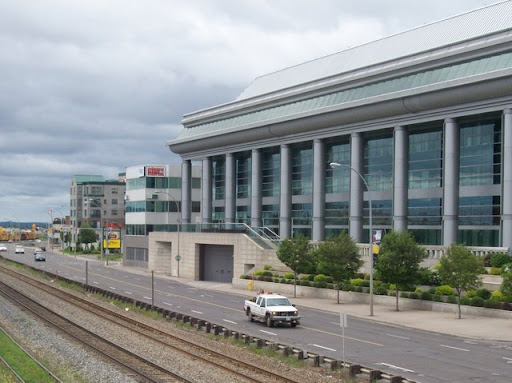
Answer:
[[104, 239, 121, 249]]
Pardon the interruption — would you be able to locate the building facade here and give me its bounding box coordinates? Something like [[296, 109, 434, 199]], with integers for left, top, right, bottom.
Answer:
[[124, 164, 202, 268], [70, 175, 126, 244], [169, 2, 512, 251]]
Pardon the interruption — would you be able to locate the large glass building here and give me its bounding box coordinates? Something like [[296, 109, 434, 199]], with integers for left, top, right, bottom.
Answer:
[[168, 2, 512, 250]]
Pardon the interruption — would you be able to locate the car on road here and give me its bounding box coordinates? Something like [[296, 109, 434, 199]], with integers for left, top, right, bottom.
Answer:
[[15, 246, 24, 254], [0, 243, 7, 251], [244, 293, 301, 327], [34, 252, 46, 262], [34, 247, 44, 254]]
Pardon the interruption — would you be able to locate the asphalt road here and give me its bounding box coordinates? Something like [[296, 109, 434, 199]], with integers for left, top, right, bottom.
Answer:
[[2, 244, 511, 383]]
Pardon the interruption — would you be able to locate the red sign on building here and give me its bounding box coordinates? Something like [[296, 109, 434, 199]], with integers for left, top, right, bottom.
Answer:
[[145, 166, 166, 177]]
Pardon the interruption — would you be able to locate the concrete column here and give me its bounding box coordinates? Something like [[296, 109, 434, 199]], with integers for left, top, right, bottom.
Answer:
[[443, 118, 459, 246], [280, 144, 292, 238], [502, 109, 512, 249], [201, 157, 212, 224], [350, 133, 363, 242], [393, 126, 408, 232], [251, 149, 262, 228], [312, 139, 325, 241], [225, 153, 235, 224], [181, 160, 191, 224]]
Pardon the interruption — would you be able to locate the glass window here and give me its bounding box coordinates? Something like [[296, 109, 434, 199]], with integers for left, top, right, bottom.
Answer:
[[364, 200, 392, 226], [262, 149, 280, 197], [408, 198, 442, 225], [459, 196, 500, 226], [192, 177, 201, 189], [459, 117, 501, 186], [235, 152, 251, 199], [409, 128, 443, 189], [326, 141, 350, 193], [212, 157, 225, 201], [262, 204, 280, 228], [364, 136, 393, 191], [292, 144, 313, 196], [292, 203, 312, 239], [212, 206, 225, 223]]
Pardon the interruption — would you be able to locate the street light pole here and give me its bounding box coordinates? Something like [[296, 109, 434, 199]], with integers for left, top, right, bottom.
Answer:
[[155, 190, 181, 277], [330, 162, 374, 316]]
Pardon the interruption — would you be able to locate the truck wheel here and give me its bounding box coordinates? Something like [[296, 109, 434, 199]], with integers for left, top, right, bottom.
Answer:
[[266, 316, 273, 327], [291, 323, 297, 328], [249, 312, 254, 322]]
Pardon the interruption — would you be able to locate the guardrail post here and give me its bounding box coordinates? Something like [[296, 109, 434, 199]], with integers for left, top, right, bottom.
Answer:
[[390, 376, 403, 383], [349, 365, 361, 377], [368, 370, 381, 382]]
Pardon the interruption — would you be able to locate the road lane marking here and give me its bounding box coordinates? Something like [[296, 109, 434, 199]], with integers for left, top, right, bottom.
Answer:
[[503, 357, 512, 363], [93, 281, 99, 284], [191, 310, 203, 314], [310, 344, 336, 352], [300, 325, 383, 346], [386, 333, 410, 340], [109, 286, 116, 290], [163, 302, 173, 306], [223, 319, 237, 325], [441, 344, 470, 352], [260, 330, 277, 336], [377, 362, 414, 373], [124, 291, 132, 295], [143, 296, 152, 300]]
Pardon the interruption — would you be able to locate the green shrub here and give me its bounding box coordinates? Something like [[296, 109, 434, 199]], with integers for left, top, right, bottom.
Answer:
[[491, 290, 504, 301], [436, 285, 453, 296], [415, 288, 423, 294], [341, 283, 354, 292], [447, 295, 458, 304], [254, 270, 265, 276], [272, 277, 280, 283], [476, 288, 491, 300], [300, 280, 311, 287], [460, 296, 471, 305], [470, 296, 485, 307], [325, 276, 334, 284], [354, 286, 363, 293], [409, 292, 418, 299], [428, 287, 437, 295], [361, 280, 370, 288], [390, 283, 396, 291], [326, 283, 335, 289], [433, 294, 442, 302], [299, 275, 310, 281], [263, 264, 273, 271], [465, 290, 477, 298], [279, 278, 286, 284], [400, 292, 409, 298], [375, 286, 388, 295], [351, 278, 365, 287], [379, 282, 391, 290], [264, 276, 273, 282], [490, 253, 512, 268], [420, 292, 432, 301], [388, 290, 396, 296], [308, 274, 315, 281], [490, 267, 502, 275], [314, 274, 327, 282], [262, 271, 273, 277], [283, 272, 294, 279], [484, 299, 502, 309]]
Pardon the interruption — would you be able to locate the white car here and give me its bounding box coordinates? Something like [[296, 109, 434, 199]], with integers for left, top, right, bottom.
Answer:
[[15, 246, 24, 254], [0, 244, 7, 252]]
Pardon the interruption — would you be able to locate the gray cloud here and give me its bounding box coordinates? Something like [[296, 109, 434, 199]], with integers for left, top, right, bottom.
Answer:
[[0, 0, 495, 222]]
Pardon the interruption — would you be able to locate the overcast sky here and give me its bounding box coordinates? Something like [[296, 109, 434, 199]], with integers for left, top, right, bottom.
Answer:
[[0, 0, 500, 224]]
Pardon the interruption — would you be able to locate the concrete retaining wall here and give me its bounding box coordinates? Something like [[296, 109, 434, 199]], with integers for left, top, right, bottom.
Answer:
[[233, 278, 512, 320]]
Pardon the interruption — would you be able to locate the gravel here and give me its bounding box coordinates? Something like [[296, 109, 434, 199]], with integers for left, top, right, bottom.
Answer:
[[0, 268, 348, 383]]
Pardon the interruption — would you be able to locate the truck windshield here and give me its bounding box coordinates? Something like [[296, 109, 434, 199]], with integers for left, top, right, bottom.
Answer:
[[267, 298, 291, 306]]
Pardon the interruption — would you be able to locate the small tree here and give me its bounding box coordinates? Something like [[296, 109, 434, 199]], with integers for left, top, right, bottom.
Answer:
[[375, 231, 427, 311], [499, 263, 512, 302], [276, 235, 314, 297], [316, 232, 362, 303], [438, 244, 485, 319], [78, 224, 97, 253]]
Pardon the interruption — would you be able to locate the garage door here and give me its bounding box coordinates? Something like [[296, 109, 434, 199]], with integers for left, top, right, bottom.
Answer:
[[201, 245, 234, 283]]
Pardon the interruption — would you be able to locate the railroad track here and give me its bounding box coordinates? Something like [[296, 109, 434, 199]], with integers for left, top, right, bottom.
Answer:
[[0, 265, 302, 383], [0, 280, 188, 383]]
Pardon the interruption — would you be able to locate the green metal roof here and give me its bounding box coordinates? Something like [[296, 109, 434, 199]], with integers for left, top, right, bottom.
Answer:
[[177, 50, 512, 141], [73, 175, 104, 184]]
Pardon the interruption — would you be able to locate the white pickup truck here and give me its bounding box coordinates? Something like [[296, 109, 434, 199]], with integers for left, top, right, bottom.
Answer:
[[244, 293, 301, 327]]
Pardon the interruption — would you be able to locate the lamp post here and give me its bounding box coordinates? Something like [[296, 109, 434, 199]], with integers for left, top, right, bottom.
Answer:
[[330, 162, 374, 316], [155, 190, 181, 277]]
